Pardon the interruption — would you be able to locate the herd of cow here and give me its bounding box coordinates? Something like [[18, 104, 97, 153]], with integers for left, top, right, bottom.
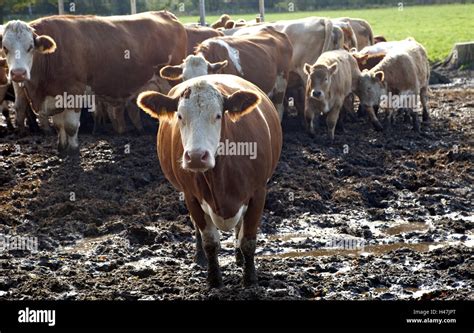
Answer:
[[0, 11, 431, 287]]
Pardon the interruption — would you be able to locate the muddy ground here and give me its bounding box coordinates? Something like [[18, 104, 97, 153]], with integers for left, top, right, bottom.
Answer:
[[0, 70, 472, 300]]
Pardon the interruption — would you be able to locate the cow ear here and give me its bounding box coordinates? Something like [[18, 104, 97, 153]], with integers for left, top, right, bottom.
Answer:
[[304, 63, 313, 75], [137, 91, 178, 121], [357, 54, 368, 64], [208, 60, 228, 73], [329, 63, 338, 75], [223, 90, 261, 123], [160, 65, 183, 81], [374, 71, 384, 82], [34, 35, 57, 54]]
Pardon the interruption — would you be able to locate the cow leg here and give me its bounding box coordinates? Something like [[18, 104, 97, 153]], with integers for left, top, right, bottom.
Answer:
[[366, 106, 383, 131], [271, 72, 288, 122], [408, 108, 420, 132], [53, 109, 81, 156], [191, 217, 207, 268], [13, 83, 28, 134], [239, 188, 266, 287], [420, 87, 430, 123], [326, 104, 342, 141], [234, 219, 244, 267], [185, 195, 222, 288], [1, 101, 14, 130]]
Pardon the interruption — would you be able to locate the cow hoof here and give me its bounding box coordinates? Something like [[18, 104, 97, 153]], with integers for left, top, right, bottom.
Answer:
[[243, 275, 258, 288], [207, 274, 223, 289]]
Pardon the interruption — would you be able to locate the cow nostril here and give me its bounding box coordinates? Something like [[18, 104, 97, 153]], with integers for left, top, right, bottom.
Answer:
[[201, 151, 209, 162], [311, 90, 321, 98], [184, 151, 191, 162]]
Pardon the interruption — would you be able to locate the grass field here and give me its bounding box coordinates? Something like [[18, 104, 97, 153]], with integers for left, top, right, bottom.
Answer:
[[177, 4, 474, 62]]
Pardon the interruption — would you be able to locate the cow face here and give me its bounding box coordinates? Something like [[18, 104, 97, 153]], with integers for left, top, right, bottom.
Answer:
[[356, 69, 385, 109], [304, 63, 338, 110], [160, 55, 228, 81], [137, 80, 259, 172], [1, 20, 56, 83]]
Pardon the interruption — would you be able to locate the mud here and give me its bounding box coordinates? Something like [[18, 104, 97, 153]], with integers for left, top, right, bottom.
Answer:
[[0, 74, 472, 300]]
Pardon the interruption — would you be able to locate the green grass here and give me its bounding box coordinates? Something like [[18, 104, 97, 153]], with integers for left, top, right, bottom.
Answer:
[[177, 4, 474, 62]]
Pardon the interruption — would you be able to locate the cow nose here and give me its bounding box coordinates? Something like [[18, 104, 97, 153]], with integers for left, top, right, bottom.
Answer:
[[311, 90, 322, 99], [10, 68, 27, 82], [183, 149, 212, 171]]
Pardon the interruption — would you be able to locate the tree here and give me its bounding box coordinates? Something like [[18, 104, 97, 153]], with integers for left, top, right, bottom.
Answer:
[[0, 0, 37, 24]]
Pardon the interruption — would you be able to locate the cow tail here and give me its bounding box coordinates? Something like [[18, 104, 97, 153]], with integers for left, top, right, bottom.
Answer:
[[322, 18, 333, 53]]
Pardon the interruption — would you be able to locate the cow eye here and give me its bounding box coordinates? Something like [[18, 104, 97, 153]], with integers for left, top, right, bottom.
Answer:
[[2, 47, 8, 55], [216, 114, 222, 120], [177, 114, 183, 120]]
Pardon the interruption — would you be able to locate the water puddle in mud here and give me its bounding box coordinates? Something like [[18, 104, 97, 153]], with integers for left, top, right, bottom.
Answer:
[[61, 234, 115, 255], [384, 222, 430, 235]]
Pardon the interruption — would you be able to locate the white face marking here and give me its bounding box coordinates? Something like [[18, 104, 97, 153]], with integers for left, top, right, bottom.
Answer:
[[201, 199, 248, 232], [182, 54, 209, 81], [206, 39, 243, 75], [177, 81, 223, 171], [2, 21, 36, 81]]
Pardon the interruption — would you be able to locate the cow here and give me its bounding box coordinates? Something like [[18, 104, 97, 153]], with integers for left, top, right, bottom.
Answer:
[[332, 20, 358, 50], [355, 38, 430, 132], [353, 52, 386, 71], [231, 17, 335, 118], [0, 58, 7, 86], [304, 50, 361, 140], [211, 14, 231, 29], [334, 18, 374, 50], [160, 27, 293, 120], [184, 25, 223, 56], [374, 35, 387, 44], [137, 74, 282, 288], [331, 26, 345, 51], [0, 11, 186, 155]]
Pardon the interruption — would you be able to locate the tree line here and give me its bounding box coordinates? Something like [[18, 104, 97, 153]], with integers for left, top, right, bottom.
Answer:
[[0, 0, 469, 23]]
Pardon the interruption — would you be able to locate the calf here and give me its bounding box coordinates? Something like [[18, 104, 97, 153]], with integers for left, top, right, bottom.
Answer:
[[184, 25, 223, 56], [137, 74, 282, 287], [356, 39, 430, 131], [304, 50, 360, 139], [160, 27, 293, 120]]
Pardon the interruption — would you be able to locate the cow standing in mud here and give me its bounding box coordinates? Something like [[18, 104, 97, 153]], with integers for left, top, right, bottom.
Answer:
[[160, 27, 293, 121], [137, 75, 282, 287], [355, 38, 430, 131], [304, 50, 361, 139], [0, 11, 186, 156]]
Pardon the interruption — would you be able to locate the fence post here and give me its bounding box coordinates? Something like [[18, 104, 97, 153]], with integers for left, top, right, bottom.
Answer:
[[199, 0, 206, 26], [259, 0, 265, 22], [58, 0, 64, 15], [130, 0, 137, 14]]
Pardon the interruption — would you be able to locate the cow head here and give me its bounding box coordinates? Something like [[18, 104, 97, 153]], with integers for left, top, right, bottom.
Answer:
[[0, 58, 8, 86], [356, 69, 385, 109], [304, 62, 338, 106], [160, 55, 228, 81], [1, 20, 56, 83], [137, 80, 260, 172]]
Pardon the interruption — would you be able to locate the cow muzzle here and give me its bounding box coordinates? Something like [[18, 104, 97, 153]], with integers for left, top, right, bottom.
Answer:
[[310, 89, 323, 100], [10, 68, 28, 82], [183, 149, 214, 172]]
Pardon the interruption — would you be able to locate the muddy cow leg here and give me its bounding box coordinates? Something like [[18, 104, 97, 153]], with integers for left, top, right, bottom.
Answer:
[[366, 106, 383, 131], [52, 109, 81, 156], [408, 108, 420, 132], [191, 217, 207, 268], [271, 72, 288, 122], [234, 219, 244, 267], [420, 87, 430, 123], [1, 101, 14, 130], [185, 194, 222, 288], [13, 83, 28, 134], [326, 103, 342, 141], [239, 187, 266, 287]]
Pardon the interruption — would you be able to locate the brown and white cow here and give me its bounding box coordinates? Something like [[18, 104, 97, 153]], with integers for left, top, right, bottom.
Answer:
[[304, 50, 361, 139], [334, 18, 374, 50], [184, 25, 223, 56], [160, 27, 293, 120], [0, 11, 186, 155], [356, 38, 430, 132], [137, 74, 282, 288]]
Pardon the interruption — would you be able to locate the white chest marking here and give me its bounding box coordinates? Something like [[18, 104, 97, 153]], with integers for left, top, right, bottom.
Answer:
[[200, 200, 247, 232]]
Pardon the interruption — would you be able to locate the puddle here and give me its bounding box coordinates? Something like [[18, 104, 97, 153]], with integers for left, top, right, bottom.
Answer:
[[262, 241, 446, 259], [384, 222, 430, 235], [62, 234, 114, 255]]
